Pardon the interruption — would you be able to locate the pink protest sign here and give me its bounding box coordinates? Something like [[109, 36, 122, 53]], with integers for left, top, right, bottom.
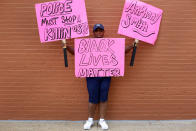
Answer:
[[35, 0, 89, 43], [75, 38, 125, 77], [118, 0, 163, 45]]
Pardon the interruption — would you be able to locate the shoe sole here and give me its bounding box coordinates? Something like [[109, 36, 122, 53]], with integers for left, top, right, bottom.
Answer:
[[84, 124, 94, 130], [98, 123, 108, 130]]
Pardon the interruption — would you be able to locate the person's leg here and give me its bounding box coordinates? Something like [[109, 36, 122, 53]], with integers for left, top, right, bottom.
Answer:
[[99, 101, 108, 119], [86, 77, 100, 117], [99, 77, 111, 119], [98, 77, 111, 130], [88, 102, 97, 118], [84, 77, 100, 130], [99, 102, 109, 130], [84, 78, 100, 129]]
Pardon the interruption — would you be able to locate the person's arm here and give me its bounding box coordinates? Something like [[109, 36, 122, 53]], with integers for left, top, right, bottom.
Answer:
[[67, 45, 75, 55], [125, 44, 134, 54], [125, 40, 139, 54], [62, 40, 75, 55]]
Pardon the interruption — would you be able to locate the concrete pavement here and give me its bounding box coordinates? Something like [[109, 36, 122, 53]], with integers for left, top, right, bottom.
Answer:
[[0, 120, 195, 131]]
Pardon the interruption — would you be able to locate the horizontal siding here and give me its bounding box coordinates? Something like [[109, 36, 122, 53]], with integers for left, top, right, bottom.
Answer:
[[0, 0, 196, 120]]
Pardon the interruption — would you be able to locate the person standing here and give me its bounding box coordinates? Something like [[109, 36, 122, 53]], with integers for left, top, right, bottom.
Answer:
[[62, 24, 136, 130]]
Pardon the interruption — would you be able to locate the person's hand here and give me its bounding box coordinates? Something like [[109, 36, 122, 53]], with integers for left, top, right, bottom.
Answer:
[[61, 39, 66, 48], [62, 39, 66, 44], [133, 39, 139, 47]]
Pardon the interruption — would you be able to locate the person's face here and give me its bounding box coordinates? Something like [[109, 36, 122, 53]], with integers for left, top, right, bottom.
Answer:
[[93, 28, 104, 38]]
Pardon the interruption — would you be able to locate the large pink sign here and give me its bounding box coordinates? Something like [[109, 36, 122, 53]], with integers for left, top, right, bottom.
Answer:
[[75, 38, 125, 77], [118, 0, 163, 45], [35, 0, 89, 43]]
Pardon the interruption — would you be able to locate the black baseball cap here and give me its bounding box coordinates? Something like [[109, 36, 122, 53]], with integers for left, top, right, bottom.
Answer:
[[93, 24, 104, 32]]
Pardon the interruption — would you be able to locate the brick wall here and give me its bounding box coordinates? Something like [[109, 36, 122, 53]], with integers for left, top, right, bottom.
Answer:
[[0, 0, 196, 120]]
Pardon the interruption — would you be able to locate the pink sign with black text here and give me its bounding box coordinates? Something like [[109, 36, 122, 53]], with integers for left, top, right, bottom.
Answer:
[[75, 38, 125, 77], [35, 0, 89, 43], [118, 0, 163, 45]]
